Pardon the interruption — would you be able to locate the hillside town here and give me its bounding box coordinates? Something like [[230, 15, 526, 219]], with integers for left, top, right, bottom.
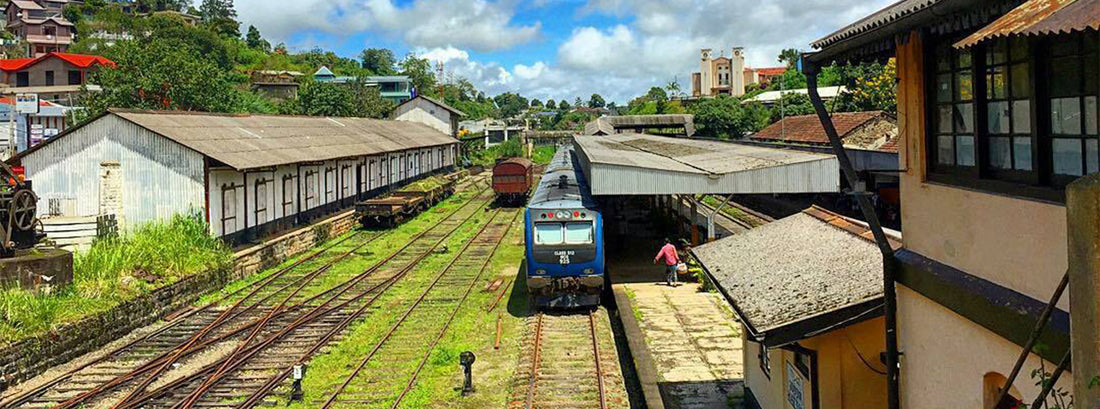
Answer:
[[0, 0, 1094, 409]]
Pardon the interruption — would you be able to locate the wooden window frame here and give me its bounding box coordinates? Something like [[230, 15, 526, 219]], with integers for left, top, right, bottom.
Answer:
[[758, 343, 771, 379], [304, 169, 318, 207], [324, 166, 335, 202], [281, 174, 295, 217], [220, 183, 239, 234], [924, 31, 1099, 203], [254, 178, 270, 224]]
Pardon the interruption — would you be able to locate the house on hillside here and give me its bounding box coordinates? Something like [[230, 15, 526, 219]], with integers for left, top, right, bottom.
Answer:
[[807, 0, 1097, 406], [0, 52, 114, 104], [7, 109, 460, 244], [4, 0, 75, 57], [693, 206, 901, 409], [391, 95, 465, 139], [313, 66, 414, 104], [249, 70, 303, 101]]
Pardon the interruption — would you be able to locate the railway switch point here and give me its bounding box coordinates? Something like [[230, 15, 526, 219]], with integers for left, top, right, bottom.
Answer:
[[460, 351, 476, 396]]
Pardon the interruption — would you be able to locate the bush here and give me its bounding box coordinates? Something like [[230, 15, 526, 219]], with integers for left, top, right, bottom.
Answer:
[[0, 214, 232, 343]]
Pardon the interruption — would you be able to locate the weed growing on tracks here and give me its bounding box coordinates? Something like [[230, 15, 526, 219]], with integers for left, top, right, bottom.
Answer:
[[0, 214, 232, 344]]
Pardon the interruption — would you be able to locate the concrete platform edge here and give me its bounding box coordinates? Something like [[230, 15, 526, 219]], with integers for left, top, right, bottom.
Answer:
[[612, 284, 666, 409]]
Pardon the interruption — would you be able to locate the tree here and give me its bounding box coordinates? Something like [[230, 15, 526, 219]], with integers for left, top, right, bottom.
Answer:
[[199, 0, 238, 37], [665, 80, 683, 99], [545, 99, 556, 110], [360, 48, 397, 76], [82, 31, 242, 118], [771, 92, 815, 121], [558, 100, 571, 111], [493, 92, 529, 118], [245, 25, 269, 51], [831, 59, 897, 113], [645, 86, 668, 102], [399, 54, 436, 96], [573, 97, 583, 108], [588, 94, 606, 108], [779, 48, 802, 68], [530, 98, 543, 108], [291, 80, 353, 116], [348, 79, 396, 118], [687, 96, 768, 139]]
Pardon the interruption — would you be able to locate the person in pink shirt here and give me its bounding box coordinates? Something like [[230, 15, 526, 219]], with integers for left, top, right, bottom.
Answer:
[[653, 238, 681, 287]]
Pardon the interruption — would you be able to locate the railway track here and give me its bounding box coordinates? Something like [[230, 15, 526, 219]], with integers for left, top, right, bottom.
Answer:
[[316, 207, 521, 408], [0, 184, 493, 409], [509, 310, 629, 409]]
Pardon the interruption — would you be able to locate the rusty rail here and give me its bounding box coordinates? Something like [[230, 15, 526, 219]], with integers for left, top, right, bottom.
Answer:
[[523, 313, 546, 409], [589, 311, 608, 409]]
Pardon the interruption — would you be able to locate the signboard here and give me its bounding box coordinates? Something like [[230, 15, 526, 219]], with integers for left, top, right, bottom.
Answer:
[[786, 362, 805, 409], [15, 94, 38, 114]]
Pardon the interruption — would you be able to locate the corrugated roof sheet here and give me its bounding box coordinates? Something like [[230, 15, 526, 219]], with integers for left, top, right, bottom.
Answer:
[[583, 115, 696, 136], [573, 133, 840, 195], [692, 206, 901, 339], [955, 0, 1099, 48], [16, 109, 457, 170], [811, 0, 943, 49], [398, 95, 466, 117]]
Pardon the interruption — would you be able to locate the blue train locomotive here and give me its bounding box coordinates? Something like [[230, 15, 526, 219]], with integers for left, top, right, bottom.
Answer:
[[525, 146, 604, 308]]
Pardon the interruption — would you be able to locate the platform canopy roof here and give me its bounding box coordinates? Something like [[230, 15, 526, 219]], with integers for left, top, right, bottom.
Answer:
[[572, 133, 839, 195]]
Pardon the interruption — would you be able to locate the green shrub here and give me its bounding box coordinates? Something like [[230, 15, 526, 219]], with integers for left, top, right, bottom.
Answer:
[[0, 214, 232, 344]]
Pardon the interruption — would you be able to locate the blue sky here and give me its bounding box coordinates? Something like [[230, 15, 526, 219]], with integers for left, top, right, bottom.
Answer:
[[235, 0, 895, 104]]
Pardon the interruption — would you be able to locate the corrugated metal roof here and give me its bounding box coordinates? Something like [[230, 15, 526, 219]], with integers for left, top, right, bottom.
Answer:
[[692, 206, 900, 342], [573, 133, 839, 195], [811, 0, 944, 49], [14, 109, 457, 170], [583, 115, 696, 136], [954, 0, 1099, 48], [396, 95, 466, 117]]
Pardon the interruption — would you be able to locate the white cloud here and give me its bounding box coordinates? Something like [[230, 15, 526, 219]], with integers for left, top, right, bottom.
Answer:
[[235, 0, 539, 52]]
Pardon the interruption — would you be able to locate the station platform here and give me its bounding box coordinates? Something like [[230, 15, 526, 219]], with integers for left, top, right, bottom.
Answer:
[[604, 197, 748, 409]]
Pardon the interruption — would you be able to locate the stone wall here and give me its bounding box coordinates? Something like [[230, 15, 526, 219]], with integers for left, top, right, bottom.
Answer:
[[0, 210, 359, 391]]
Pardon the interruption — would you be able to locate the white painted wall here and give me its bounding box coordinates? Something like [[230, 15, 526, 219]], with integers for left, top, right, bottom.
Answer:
[[22, 114, 205, 230], [394, 98, 455, 137]]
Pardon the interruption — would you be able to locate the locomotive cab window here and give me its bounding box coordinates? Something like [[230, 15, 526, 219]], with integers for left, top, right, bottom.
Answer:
[[534, 222, 564, 245], [564, 222, 594, 244]]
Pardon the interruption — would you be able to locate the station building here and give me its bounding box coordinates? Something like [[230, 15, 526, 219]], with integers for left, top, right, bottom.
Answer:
[[8, 109, 459, 243]]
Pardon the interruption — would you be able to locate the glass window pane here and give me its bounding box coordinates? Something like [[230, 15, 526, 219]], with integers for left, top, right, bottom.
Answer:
[[534, 223, 563, 245], [1013, 100, 1032, 134], [957, 50, 972, 68], [955, 103, 974, 134], [1086, 96, 1098, 135], [1011, 63, 1029, 97], [987, 66, 1007, 100], [1010, 36, 1029, 61], [1053, 138, 1084, 176], [989, 39, 1008, 65], [1014, 137, 1034, 170], [564, 222, 593, 244], [936, 44, 951, 72], [1052, 97, 1082, 135], [956, 72, 974, 101], [937, 74, 952, 102], [957, 135, 976, 167], [938, 134, 955, 165], [1087, 139, 1099, 174], [988, 137, 1012, 169], [1050, 57, 1080, 97], [938, 105, 953, 133], [988, 101, 1010, 134]]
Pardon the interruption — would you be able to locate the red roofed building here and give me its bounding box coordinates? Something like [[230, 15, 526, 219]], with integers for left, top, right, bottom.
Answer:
[[752, 111, 899, 153], [0, 52, 115, 103], [748, 66, 787, 87]]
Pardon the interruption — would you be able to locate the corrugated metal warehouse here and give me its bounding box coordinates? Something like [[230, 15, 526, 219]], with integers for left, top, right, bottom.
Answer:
[[10, 109, 460, 243]]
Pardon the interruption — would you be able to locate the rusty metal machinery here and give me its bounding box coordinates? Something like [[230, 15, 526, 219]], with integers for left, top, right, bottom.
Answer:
[[0, 162, 43, 257]]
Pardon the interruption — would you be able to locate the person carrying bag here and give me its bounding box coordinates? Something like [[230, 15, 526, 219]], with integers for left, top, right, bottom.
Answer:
[[653, 238, 682, 287]]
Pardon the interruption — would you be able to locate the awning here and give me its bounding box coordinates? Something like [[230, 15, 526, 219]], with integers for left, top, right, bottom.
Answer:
[[955, 0, 1099, 48], [573, 133, 839, 196]]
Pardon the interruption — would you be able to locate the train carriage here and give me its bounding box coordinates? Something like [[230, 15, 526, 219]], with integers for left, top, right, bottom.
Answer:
[[525, 146, 604, 308], [492, 157, 534, 205]]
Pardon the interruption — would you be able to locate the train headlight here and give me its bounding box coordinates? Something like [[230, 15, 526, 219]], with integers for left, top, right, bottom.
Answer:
[[535, 269, 547, 275], [584, 268, 595, 275]]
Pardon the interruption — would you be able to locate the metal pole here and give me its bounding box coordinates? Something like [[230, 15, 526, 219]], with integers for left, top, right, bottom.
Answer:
[[804, 63, 900, 409], [990, 273, 1069, 409]]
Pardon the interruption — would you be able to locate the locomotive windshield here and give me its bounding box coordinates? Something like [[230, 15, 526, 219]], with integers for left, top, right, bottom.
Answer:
[[564, 222, 593, 244], [534, 222, 564, 245], [534, 221, 594, 245]]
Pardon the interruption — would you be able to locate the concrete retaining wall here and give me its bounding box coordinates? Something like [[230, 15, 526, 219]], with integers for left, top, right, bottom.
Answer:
[[0, 210, 359, 391]]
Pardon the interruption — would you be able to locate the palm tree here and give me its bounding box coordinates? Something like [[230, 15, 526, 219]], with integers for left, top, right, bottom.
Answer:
[[665, 79, 683, 99]]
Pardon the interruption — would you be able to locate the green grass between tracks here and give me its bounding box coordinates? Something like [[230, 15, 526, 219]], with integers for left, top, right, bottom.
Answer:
[[275, 205, 530, 408], [0, 214, 233, 345]]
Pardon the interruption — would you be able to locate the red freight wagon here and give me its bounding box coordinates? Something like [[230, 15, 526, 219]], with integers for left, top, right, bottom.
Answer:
[[492, 157, 534, 206]]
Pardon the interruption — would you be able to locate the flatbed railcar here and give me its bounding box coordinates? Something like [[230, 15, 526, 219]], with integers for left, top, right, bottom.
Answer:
[[492, 157, 535, 206], [524, 146, 604, 308], [356, 175, 457, 227]]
